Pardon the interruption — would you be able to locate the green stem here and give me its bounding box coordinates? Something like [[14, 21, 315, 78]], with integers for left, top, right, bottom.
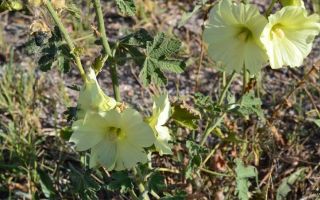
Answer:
[[44, 0, 86, 81], [200, 113, 226, 146], [218, 71, 236, 105], [110, 64, 121, 101], [92, 0, 121, 101], [133, 167, 150, 200], [92, 0, 112, 57], [242, 65, 248, 94], [266, 0, 277, 16], [199, 167, 231, 177]]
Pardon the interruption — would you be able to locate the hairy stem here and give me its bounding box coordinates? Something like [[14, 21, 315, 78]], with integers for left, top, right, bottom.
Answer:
[[110, 64, 121, 101], [92, 0, 112, 57], [44, 0, 86, 81], [218, 71, 236, 105], [92, 0, 121, 101]]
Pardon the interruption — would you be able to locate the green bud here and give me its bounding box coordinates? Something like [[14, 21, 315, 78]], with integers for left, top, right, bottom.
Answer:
[[279, 0, 305, 7]]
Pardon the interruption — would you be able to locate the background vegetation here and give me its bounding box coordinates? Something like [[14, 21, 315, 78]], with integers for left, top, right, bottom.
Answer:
[[0, 0, 319, 199]]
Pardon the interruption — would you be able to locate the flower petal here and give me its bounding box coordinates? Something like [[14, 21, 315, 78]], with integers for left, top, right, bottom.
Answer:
[[91, 138, 117, 170], [261, 6, 320, 69], [70, 115, 106, 151], [114, 140, 148, 171]]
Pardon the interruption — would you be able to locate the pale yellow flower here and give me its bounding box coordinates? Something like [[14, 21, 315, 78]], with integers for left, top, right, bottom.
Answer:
[[203, 0, 268, 74], [147, 93, 172, 155], [77, 68, 116, 118], [70, 108, 155, 171], [261, 6, 320, 69]]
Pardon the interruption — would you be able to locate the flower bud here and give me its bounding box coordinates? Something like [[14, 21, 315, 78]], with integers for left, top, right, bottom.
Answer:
[[279, 0, 305, 8]]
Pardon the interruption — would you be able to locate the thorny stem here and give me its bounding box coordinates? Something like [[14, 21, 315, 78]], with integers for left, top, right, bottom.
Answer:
[[44, 0, 86, 81], [92, 0, 121, 101]]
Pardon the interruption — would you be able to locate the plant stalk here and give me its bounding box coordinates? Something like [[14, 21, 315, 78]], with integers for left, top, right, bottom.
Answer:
[[92, 0, 121, 101], [218, 71, 236, 105], [266, 0, 277, 16], [110, 64, 121, 101], [92, 0, 112, 57], [44, 0, 86, 81]]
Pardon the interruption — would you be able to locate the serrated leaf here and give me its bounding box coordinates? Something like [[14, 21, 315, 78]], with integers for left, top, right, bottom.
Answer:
[[171, 103, 200, 130], [138, 32, 185, 86], [238, 91, 265, 121], [148, 172, 166, 193], [115, 0, 136, 16], [107, 171, 134, 193], [235, 159, 258, 200], [185, 141, 207, 179], [276, 168, 306, 200], [157, 60, 185, 73], [120, 29, 153, 47]]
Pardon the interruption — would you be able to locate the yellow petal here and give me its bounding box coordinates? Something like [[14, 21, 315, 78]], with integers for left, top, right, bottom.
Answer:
[[78, 68, 116, 117], [203, 0, 268, 74], [261, 6, 320, 69]]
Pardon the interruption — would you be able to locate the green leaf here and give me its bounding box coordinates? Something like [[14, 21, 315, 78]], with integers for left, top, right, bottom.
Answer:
[[120, 29, 153, 47], [69, 164, 100, 200], [115, 0, 136, 16], [171, 103, 201, 130], [38, 54, 55, 71], [57, 56, 71, 73], [312, 119, 320, 127], [238, 91, 265, 121], [185, 141, 208, 179], [139, 32, 185, 86], [107, 171, 134, 193], [235, 159, 258, 200], [276, 168, 306, 200], [148, 172, 166, 193], [37, 168, 55, 198]]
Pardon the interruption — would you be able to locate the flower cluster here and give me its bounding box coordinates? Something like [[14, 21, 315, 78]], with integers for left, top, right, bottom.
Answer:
[[69, 68, 173, 171], [204, 0, 320, 73]]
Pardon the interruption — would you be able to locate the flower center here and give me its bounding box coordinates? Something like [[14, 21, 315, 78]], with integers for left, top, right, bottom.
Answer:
[[271, 24, 285, 39], [237, 27, 252, 42], [107, 126, 125, 141]]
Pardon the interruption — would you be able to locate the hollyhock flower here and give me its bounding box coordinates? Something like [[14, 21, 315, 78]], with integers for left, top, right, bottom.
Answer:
[[147, 93, 172, 155], [203, 0, 268, 74], [70, 108, 155, 170], [261, 6, 320, 69], [77, 68, 116, 118]]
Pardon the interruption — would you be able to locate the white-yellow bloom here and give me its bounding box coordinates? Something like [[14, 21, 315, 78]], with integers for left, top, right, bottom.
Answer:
[[203, 0, 268, 74], [77, 68, 116, 118], [261, 6, 320, 69], [147, 93, 172, 155], [70, 108, 155, 171]]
